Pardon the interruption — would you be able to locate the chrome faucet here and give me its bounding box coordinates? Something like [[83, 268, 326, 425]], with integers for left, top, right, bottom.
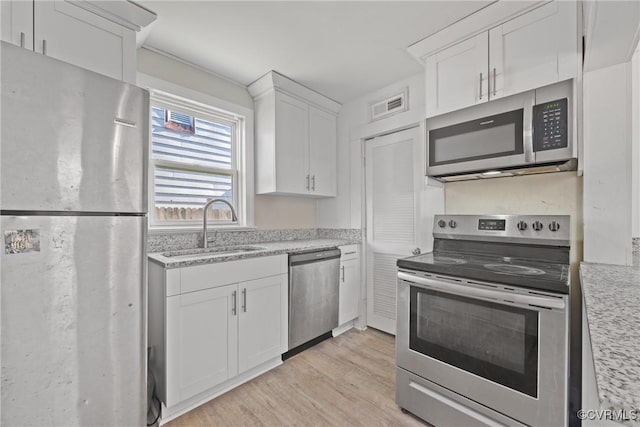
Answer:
[[202, 198, 238, 248]]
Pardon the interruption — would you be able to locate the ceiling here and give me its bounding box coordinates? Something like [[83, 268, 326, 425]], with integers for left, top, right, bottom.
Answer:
[[138, 1, 492, 104]]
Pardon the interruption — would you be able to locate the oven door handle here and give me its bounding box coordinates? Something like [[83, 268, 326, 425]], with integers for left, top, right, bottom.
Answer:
[[397, 272, 565, 310]]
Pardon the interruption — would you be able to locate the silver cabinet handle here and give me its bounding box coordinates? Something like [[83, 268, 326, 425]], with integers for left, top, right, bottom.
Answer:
[[492, 68, 497, 96], [242, 288, 247, 312], [231, 290, 237, 315], [42, 40, 47, 55], [311, 175, 316, 191], [344, 251, 356, 255], [479, 72, 483, 100], [341, 265, 345, 282], [19, 32, 25, 48], [306, 174, 310, 191]]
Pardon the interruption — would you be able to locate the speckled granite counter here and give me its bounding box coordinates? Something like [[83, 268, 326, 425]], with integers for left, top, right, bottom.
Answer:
[[580, 257, 640, 422], [149, 238, 357, 269]]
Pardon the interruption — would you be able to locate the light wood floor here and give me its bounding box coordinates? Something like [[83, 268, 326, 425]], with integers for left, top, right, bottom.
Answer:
[[166, 328, 428, 427]]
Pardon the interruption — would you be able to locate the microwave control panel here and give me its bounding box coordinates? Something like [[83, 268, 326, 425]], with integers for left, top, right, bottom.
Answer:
[[533, 98, 568, 152]]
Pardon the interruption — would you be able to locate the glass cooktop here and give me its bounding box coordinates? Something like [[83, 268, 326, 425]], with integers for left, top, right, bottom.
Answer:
[[397, 250, 570, 294]]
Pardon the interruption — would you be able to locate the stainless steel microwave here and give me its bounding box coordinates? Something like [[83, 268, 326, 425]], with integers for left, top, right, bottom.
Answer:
[[426, 80, 575, 179]]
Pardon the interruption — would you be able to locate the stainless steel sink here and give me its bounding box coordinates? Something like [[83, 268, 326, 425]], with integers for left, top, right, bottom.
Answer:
[[162, 246, 268, 259]]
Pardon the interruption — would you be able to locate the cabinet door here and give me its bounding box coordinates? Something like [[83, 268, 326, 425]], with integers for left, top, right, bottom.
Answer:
[[489, 1, 577, 100], [274, 91, 310, 194], [339, 258, 360, 325], [33, 0, 136, 82], [1, 0, 33, 49], [238, 274, 288, 373], [425, 32, 488, 117], [165, 284, 238, 407], [308, 105, 337, 197]]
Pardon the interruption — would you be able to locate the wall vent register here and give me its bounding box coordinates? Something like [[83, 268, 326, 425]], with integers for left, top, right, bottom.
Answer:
[[369, 88, 409, 122]]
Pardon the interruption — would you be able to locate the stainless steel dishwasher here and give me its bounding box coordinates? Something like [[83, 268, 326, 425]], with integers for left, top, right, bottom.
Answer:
[[287, 248, 341, 352]]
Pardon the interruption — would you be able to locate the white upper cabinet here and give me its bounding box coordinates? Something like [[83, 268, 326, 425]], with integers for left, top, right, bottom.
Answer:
[[34, 0, 136, 82], [420, 1, 578, 117], [1, 0, 33, 49], [426, 33, 488, 117], [308, 105, 337, 197], [274, 91, 310, 195], [1, 0, 156, 83], [489, 1, 577, 100], [249, 71, 341, 197]]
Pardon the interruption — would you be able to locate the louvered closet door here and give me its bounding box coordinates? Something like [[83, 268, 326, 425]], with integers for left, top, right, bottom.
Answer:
[[365, 127, 423, 335]]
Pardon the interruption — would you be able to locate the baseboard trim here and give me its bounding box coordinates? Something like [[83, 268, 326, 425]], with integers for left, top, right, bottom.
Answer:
[[332, 321, 355, 337], [159, 357, 283, 425]]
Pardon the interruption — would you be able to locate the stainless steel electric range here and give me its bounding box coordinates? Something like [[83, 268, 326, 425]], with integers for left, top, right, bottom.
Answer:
[[396, 215, 571, 427]]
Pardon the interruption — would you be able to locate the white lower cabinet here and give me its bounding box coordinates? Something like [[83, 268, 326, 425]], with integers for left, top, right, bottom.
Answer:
[[338, 245, 360, 325], [166, 284, 238, 406], [149, 254, 289, 416], [238, 275, 288, 374]]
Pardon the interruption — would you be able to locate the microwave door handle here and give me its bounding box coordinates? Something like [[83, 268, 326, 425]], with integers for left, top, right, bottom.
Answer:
[[524, 97, 535, 163], [397, 271, 565, 310]]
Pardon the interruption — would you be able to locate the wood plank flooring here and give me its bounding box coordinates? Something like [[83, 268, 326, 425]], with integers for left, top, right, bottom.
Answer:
[[166, 328, 428, 427]]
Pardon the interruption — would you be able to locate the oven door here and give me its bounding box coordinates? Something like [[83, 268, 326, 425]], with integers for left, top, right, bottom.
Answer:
[[426, 89, 535, 177], [396, 271, 568, 427]]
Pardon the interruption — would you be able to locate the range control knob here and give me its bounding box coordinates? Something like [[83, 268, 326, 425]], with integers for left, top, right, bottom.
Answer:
[[448, 220, 457, 229], [532, 221, 544, 231], [549, 221, 561, 232], [516, 221, 528, 231], [438, 219, 447, 228]]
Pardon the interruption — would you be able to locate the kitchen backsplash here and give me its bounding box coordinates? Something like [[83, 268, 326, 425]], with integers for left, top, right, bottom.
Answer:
[[633, 238, 640, 255], [148, 228, 362, 253]]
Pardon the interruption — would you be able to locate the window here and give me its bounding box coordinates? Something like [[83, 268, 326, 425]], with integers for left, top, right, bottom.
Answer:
[[149, 91, 245, 227]]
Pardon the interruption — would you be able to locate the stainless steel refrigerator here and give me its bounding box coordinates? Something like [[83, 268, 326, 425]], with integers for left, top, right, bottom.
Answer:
[[1, 42, 148, 426]]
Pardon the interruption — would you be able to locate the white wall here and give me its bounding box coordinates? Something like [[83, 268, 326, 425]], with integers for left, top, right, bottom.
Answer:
[[583, 62, 634, 265], [137, 48, 317, 229], [632, 46, 639, 238], [316, 72, 445, 233], [445, 172, 584, 270], [137, 47, 252, 109]]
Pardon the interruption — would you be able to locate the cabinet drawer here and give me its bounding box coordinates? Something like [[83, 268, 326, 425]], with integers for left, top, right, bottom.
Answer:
[[171, 255, 287, 296], [339, 245, 359, 261]]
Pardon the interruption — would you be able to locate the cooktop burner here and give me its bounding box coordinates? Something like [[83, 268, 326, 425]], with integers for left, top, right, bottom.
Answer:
[[433, 256, 467, 265], [483, 263, 546, 276]]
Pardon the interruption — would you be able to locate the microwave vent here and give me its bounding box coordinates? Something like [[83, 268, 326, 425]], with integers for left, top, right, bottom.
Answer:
[[369, 88, 408, 122]]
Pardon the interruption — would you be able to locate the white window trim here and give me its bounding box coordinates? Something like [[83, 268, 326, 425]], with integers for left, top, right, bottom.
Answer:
[[137, 72, 255, 234]]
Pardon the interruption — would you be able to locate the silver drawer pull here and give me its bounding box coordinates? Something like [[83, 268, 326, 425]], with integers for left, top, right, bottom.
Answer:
[[231, 290, 237, 315], [242, 288, 247, 312], [493, 68, 497, 96], [344, 251, 357, 255]]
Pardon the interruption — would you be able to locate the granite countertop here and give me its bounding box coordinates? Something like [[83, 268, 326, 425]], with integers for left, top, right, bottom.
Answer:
[[580, 256, 640, 420], [148, 238, 357, 268]]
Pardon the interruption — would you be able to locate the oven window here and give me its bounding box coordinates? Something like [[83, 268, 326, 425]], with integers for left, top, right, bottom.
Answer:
[[429, 109, 524, 166], [409, 287, 539, 397]]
